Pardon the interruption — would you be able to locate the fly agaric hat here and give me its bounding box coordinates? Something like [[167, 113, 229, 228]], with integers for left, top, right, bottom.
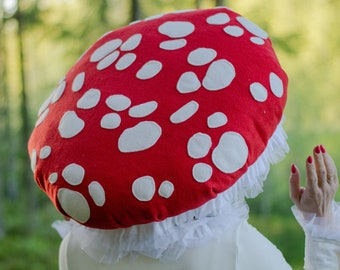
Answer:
[[28, 7, 289, 263]]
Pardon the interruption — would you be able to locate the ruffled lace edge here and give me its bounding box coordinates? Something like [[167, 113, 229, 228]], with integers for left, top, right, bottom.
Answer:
[[292, 202, 340, 242], [52, 118, 289, 264]]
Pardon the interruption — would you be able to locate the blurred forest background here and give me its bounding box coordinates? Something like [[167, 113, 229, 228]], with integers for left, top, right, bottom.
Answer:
[[0, 0, 339, 269]]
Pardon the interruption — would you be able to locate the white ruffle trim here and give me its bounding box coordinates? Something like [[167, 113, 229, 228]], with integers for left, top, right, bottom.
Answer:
[[53, 118, 289, 264], [292, 202, 340, 242]]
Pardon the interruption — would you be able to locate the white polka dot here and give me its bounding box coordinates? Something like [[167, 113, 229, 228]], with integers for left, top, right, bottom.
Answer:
[[212, 132, 248, 173], [48, 173, 58, 184], [100, 113, 121, 129], [236, 16, 268, 39], [72, 72, 85, 92], [250, 37, 265, 45], [223, 25, 244, 37], [160, 39, 187, 50], [62, 163, 85, 186], [35, 108, 49, 127], [38, 95, 52, 116], [136, 60, 162, 80], [115, 53, 137, 70], [193, 163, 213, 183], [170, 101, 199, 124], [88, 181, 106, 207], [188, 48, 217, 66], [129, 101, 158, 118], [187, 133, 212, 159], [177, 72, 201, 94], [206, 12, 230, 25], [51, 80, 66, 104], [39, 146, 51, 159], [90, 39, 123, 62], [30, 149, 37, 172], [269, 72, 284, 98], [97, 51, 120, 70], [106, 95, 131, 111], [77, 89, 101, 109], [158, 21, 195, 38], [58, 111, 85, 138], [208, 112, 228, 128], [120, 34, 142, 51], [132, 176, 156, 201], [57, 188, 90, 223], [144, 14, 164, 21], [118, 121, 162, 153], [203, 59, 235, 91], [158, 181, 174, 199], [250, 82, 268, 102]]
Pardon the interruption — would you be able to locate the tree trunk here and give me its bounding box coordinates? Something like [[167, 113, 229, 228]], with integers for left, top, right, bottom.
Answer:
[[215, 0, 227, 6], [195, 0, 203, 9], [130, 0, 142, 22]]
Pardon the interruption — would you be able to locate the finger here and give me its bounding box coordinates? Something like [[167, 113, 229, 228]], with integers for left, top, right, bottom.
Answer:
[[306, 155, 318, 192], [321, 145, 339, 186], [313, 145, 327, 187], [290, 163, 301, 205]]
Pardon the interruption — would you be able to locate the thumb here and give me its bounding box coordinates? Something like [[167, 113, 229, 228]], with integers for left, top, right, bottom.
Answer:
[[290, 163, 301, 205]]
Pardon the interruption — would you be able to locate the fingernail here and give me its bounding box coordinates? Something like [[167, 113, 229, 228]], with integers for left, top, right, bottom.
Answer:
[[291, 163, 297, 174], [315, 145, 321, 154], [307, 156, 313, 164], [320, 144, 326, 153]]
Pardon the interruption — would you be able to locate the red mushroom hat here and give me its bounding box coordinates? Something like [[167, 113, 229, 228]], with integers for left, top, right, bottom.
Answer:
[[28, 7, 288, 262]]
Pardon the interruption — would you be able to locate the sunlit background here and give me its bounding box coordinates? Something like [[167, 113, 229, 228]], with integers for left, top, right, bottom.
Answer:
[[0, 0, 339, 269]]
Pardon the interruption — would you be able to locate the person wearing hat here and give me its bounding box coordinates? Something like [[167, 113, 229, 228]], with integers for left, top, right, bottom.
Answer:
[[28, 7, 340, 270]]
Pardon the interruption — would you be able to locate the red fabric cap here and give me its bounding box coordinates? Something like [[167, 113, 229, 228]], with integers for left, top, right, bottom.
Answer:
[[28, 7, 288, 229]]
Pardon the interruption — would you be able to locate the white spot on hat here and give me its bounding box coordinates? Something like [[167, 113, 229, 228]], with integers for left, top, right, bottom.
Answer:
[[116, 53, 137, 70], [177, 72, 201, 94], [38, 95, 52, 116], [208, 112, 228, 128], [223, 25, 244, 37], [106, 95, 131, 111], [51, 80, 66, 104], [62, 163, 85, 186], [203, 59, 235, 91], [48, 172, 58, 184], [72, 72, 85, 92], [35, 108, 49, 127], [30, 149, 37, 172], [132, 176, 156, 201], [188, 48, 217, 66], [97, 51, 120, 70], [39, 145, 51, 159], [90, 39, 122, 62], [250, 37, 265, 45], [120, 34, 142, 51], [100, 113, 121, 129], [269, 72, 284, 98], [77, 89, 101, 109], [136, 60, 162, 80], [193, 163, 213, 183], [160, 39, 187, 50], [58, 111, 85, 138], [158, 180, 174, 198], [158, 21, 195, 38], [206, 12, 230, 25], [250, 82, 268, 102], [129, 101, 158, 118], [236, 16, 268, 39], [118, 121, 162, 153], [144, 13, 164, 21], [188, 133, 212, 159], [212, 132, 248, 173], [57, 188, 90, 223], [88, 181, 106, 207], [170, 101, 199, 124]]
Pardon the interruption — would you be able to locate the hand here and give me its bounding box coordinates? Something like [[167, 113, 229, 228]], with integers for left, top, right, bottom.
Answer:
[[289, 145, 339, 217]]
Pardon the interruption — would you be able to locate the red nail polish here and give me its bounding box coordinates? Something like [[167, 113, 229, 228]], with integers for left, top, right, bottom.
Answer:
[[320, 145, 326, 153], [291, 164, 297, 174], [307, 156, 313, 164], [315, 145, 320, 154]]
